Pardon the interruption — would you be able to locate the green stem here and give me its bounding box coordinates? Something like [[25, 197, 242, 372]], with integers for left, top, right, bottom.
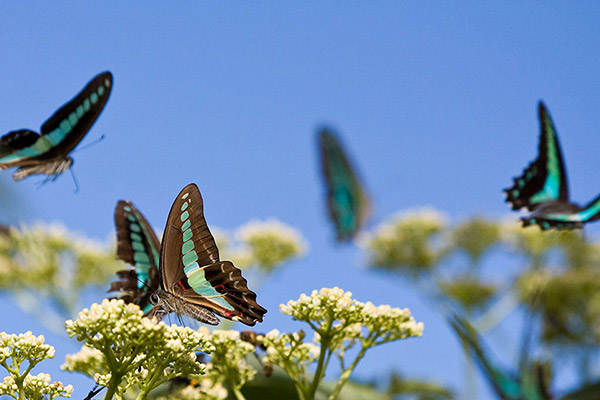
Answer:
[[103, 372, 124, 400], [327, 345, 368, 400], [309, 334, 331, 399], [231, 386, 247, 400]]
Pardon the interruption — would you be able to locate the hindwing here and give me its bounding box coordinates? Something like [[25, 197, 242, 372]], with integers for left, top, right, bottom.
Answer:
[[110, 200, 160, 313]]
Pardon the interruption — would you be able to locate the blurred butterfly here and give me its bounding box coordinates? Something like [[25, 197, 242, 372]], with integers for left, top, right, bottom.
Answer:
[[318, 128, 370, 240], [449, 312, 551, 400], [504, 102, 600, 230], [0, 71, 112, 181], [109, 183, 267, 326]]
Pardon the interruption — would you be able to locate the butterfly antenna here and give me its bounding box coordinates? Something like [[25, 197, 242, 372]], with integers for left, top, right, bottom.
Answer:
[[69, 167, 79, 193], [127, 269, 154, 292], [72, 134, 105, 154]]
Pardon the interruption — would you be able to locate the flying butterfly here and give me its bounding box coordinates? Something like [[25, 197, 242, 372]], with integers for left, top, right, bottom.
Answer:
[[449, 313, 551, 400], [0, 71, 112, 181], [318, 128, 370, 240], [109, 183, 267, 326], [504, 102, 600, 230]]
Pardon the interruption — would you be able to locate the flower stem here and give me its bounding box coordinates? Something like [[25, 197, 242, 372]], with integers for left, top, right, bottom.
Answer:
[[231, 386, 247, 400], [309, 331, 331, 399], [327, 346, 368, 400]]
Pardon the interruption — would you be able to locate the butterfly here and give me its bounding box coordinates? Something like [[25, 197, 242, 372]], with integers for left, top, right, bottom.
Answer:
[[0, 71, 112, 181], [109, 183, 267, 326], [449, 312, 551, 400], [318, 128, 370, 240], [504, 102, 600, 230]]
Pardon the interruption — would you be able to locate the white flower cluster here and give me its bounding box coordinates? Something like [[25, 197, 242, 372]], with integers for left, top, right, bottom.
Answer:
[[0, 332, 72, 399], [64, 299, 214, 397], [260, 329, 320, 371], [235, 218, 308, 271], [198, 328, 256, 392], [0, 331, 55, 364], [281, 287, 423, 345]]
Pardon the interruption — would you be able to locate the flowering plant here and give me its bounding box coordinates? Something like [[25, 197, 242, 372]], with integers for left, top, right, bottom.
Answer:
[[63, 299, 213, 400], [0, 331, 72, 400], [262, 287, 424, 400]]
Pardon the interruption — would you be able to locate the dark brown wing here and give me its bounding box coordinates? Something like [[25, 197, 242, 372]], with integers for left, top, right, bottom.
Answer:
[[176, 261, 267, 326], [161, 183, 266, 325], [0, 71, 113, 167], [160, 183, 219, 288], [109, 200, 160, 313]]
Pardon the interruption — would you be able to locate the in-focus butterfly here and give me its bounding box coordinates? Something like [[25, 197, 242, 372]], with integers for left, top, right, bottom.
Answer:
[[318, 128, 370, 240], [449, 312, 551, 400], [0, 71, 112, 181], [109, 183, 267, 326], [504, 102, 600, 230]]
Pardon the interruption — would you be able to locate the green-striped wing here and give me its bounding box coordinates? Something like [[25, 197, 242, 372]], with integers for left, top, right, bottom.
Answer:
[[318, 128, 370, 240], [0, 71, 112, 169], [449, 313, 550, 400], [109, 200, 160, 314], [504, 102, 569, 211], [160, 183, 267, 326], [522, 194, 600, 230]]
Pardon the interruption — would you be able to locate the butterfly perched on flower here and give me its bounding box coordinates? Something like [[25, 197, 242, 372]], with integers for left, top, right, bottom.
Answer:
[[318, 128, 370, 240], [0, 71, 112, 181], [504, 102, 600, 230], [109, 183, 267, 326]]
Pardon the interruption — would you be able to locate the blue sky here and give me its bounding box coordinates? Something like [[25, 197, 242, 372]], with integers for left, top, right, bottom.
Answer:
[[1, 3, 600, 398]]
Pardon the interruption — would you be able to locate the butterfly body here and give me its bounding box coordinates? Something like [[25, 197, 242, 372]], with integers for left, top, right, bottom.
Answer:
[[504, 102, 600, 230], [109, 184, 266, 326], [0, 71, 112, 181], [318, 128, 370, 240], [148, 290, 219, 325]]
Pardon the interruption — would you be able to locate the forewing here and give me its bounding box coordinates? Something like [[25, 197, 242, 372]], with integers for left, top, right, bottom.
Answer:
[[160, 183, 220, 290], [318, 129, 370, 240], [504, 102, 568, 211], [177, 261, 267, 326], [39, 71, 113, 159], [110, 200, 161, 313]]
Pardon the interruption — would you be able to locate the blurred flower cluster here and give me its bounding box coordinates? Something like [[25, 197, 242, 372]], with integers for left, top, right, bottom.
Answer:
[[363, 208, 600, 390], [0, 331, 73, 400], [216, 218, 307, 272], [0, 223, 123, 331], [63, 299, 213, 399]]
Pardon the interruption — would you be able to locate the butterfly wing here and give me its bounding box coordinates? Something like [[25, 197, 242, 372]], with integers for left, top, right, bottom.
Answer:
[[522, 194, 600, 230], [109, 200, 161, 313], [160, 183, 266, 325], [449, 313, 525, 400], [0, 71, 113, 167], [504, 102, 569, 211], [318, 128, 370, 240]]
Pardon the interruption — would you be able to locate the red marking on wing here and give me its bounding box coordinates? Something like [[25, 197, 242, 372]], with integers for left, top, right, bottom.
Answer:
[[177, 280, 189, 291], [225, 311, 232, 317]]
